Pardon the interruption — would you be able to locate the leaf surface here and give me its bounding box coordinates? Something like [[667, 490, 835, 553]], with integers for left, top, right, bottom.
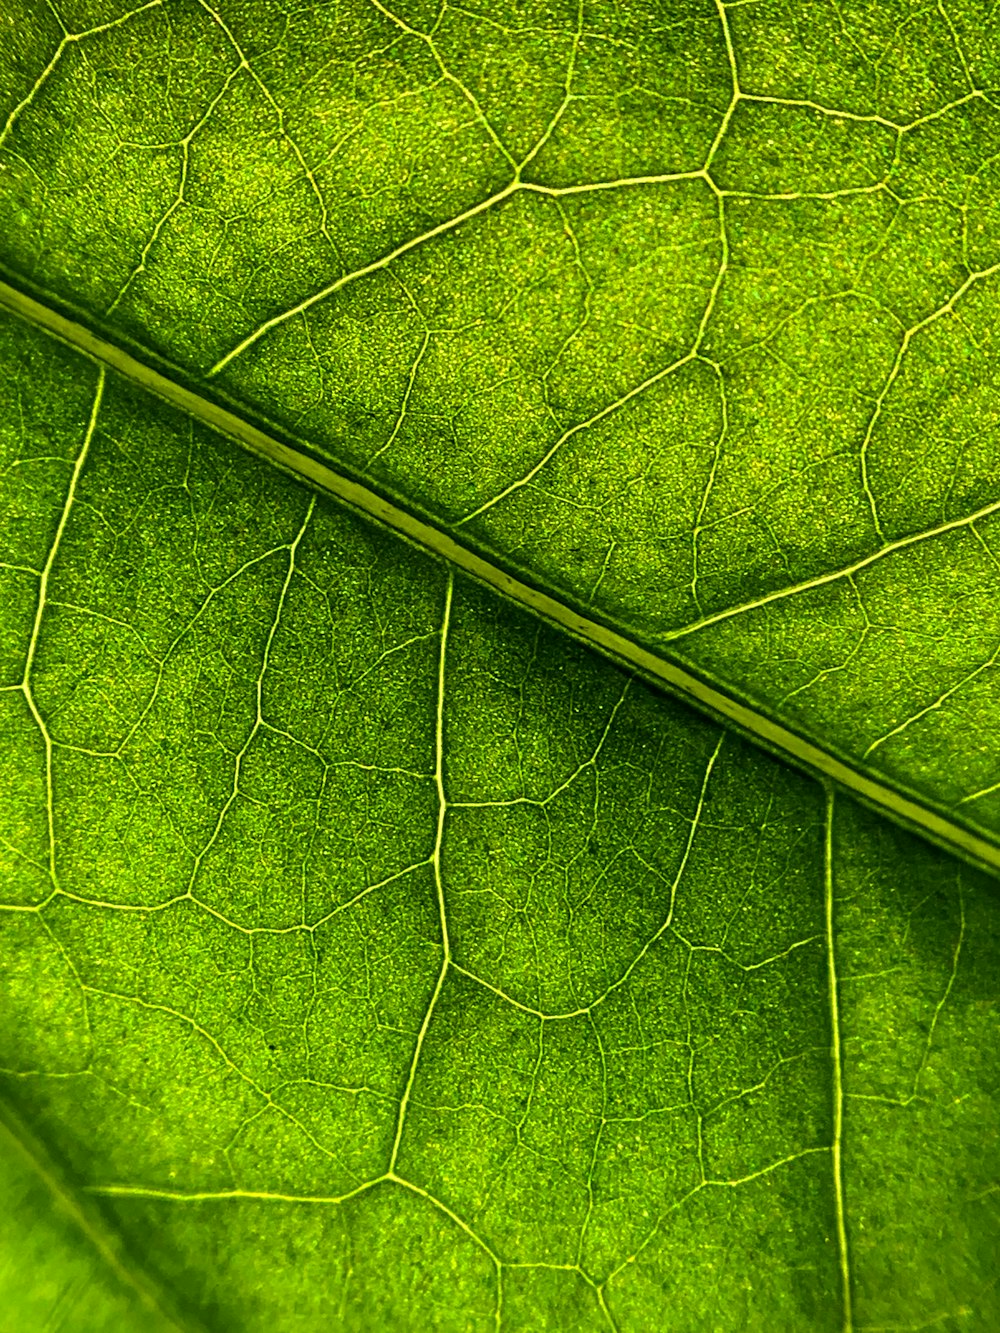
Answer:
[[1, 5, 1000, 1330], [2, 0, 1000, 845], [1, 316, 998, 1329]]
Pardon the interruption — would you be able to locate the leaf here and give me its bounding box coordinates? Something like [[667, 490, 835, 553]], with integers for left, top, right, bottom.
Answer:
[[2, 0, 1000, 851], [2, 311, 999, 1329], [0, 4, 998, 1331]]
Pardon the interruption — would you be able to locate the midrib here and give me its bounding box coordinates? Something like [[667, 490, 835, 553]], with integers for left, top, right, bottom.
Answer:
[[1, 273, 997, 878]]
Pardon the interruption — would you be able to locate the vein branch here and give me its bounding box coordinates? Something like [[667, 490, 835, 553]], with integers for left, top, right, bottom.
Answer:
[[21, 366, 104, 888], [387, 572, 454, 1172]]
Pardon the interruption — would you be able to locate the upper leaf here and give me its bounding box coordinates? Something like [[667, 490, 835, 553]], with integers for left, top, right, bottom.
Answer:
[[2, 0, 1000, 848]]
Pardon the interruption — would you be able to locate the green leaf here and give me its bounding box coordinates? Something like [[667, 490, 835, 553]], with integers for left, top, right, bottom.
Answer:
[[2, 313, 999, 1329], [3, 0, 1000, 851], [1, 5, 999, 1330]]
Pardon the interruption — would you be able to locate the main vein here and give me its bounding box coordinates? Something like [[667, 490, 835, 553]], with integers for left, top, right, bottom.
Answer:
[[0, 277, 997, 876]]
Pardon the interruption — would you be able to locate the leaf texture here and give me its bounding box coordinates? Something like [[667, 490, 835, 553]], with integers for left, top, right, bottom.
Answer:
[[1, 316, 998, 1329], [2, 0, 1000, 842], [1, 4, 1000, 1330]]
